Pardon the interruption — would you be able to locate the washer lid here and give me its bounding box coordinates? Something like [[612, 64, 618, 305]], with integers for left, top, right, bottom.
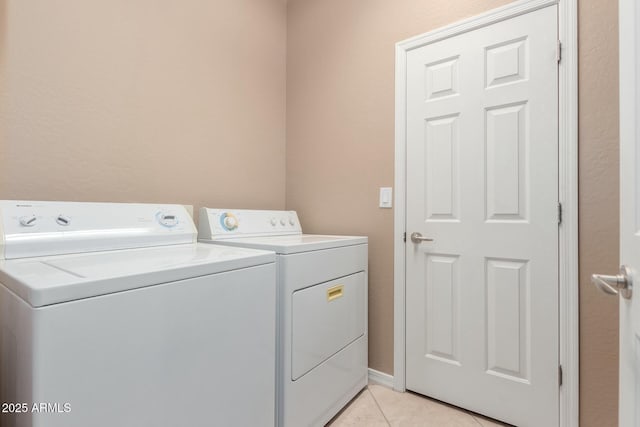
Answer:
[[0, 243, 275, 307], [199, 234, 367, 254]]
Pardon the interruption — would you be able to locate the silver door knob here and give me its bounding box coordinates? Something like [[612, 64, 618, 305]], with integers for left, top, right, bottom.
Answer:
[[410, 232, 434, 244], [591, 265, 632, 299]]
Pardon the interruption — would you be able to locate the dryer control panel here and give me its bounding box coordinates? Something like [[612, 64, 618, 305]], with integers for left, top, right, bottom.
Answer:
[[0, 201, 197, 259], [199, 208, 302, 240]]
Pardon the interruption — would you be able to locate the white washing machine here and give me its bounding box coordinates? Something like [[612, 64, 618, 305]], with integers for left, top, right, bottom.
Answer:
[[198, 208, 368, 427], [0, 201, 277, 427]]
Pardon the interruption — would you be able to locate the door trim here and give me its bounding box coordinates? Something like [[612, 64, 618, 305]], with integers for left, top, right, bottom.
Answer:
[[393, 0, 579, 426]]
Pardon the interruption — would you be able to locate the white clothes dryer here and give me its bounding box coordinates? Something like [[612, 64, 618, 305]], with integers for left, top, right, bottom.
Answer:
[[0, 201, 276, 427], [198, 208, 368, 427]]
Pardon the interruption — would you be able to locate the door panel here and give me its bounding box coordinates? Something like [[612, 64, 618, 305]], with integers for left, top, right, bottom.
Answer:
[[425, 115, 460, 221], [405, 5, 559, 427], [425, 254, 460, 364], [485, 102, 527, 220], [486, 258, 529, 382]]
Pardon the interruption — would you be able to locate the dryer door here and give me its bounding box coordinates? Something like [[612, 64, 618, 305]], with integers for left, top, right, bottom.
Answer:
[[291, 272, 366, 380]]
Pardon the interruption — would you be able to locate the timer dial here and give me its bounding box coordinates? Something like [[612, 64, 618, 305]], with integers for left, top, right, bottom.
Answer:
[[221, 213, 239, 231], [158, 212, 179, 228]]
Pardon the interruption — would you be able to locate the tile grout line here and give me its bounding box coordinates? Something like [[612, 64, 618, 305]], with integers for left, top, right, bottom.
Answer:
[[469, 414, 485, 427], [366, 386, 392, 426]]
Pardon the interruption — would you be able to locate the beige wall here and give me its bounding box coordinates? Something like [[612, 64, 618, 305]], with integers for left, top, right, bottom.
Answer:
[[286, 0, 620, 425], [579, 1, 620, 426], [0, 0, 287, 211]]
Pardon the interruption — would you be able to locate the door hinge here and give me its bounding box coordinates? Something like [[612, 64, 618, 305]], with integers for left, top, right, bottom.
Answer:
[[558, 202, 563, 225], [557, 40, 562, 63], [403, 232, 407, 242], [559, 365, 563, 387]]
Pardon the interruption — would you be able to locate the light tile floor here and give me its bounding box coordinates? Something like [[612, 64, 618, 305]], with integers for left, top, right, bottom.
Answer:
[[328, 384, 511, 427]]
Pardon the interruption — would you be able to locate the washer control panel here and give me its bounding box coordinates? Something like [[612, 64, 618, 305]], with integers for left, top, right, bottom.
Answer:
[[199, 208, 302, 240], [0, 201, 197, 260]]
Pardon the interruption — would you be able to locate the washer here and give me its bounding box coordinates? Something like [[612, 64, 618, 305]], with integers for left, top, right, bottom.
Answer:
[[198, 208, 368, 427], [0, 201, 277, 427]]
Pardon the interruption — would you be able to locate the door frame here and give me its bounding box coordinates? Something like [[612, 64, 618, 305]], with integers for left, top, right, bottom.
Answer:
[[393, 0, 579, 426]]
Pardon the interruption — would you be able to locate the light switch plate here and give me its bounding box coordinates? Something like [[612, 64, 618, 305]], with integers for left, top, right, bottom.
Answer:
[[379, 187, 393, 208]]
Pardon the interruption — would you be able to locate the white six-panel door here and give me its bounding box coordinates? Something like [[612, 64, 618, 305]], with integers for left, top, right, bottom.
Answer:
[[405, 5, 559, 426]]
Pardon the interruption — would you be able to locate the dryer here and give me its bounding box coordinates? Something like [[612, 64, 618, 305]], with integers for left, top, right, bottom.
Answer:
[[198, 208, 368, 427], [0, 201, 276, 427]]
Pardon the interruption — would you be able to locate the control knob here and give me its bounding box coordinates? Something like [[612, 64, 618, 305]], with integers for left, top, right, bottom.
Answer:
[[221, 213, 238, 231], [19, 215, 37, 227], [158, 212, 179, 228], [56, 215, 71, 226]]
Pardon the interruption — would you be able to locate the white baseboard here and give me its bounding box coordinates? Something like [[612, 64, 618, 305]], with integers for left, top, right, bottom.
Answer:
[[368, 368, 394, 388]]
